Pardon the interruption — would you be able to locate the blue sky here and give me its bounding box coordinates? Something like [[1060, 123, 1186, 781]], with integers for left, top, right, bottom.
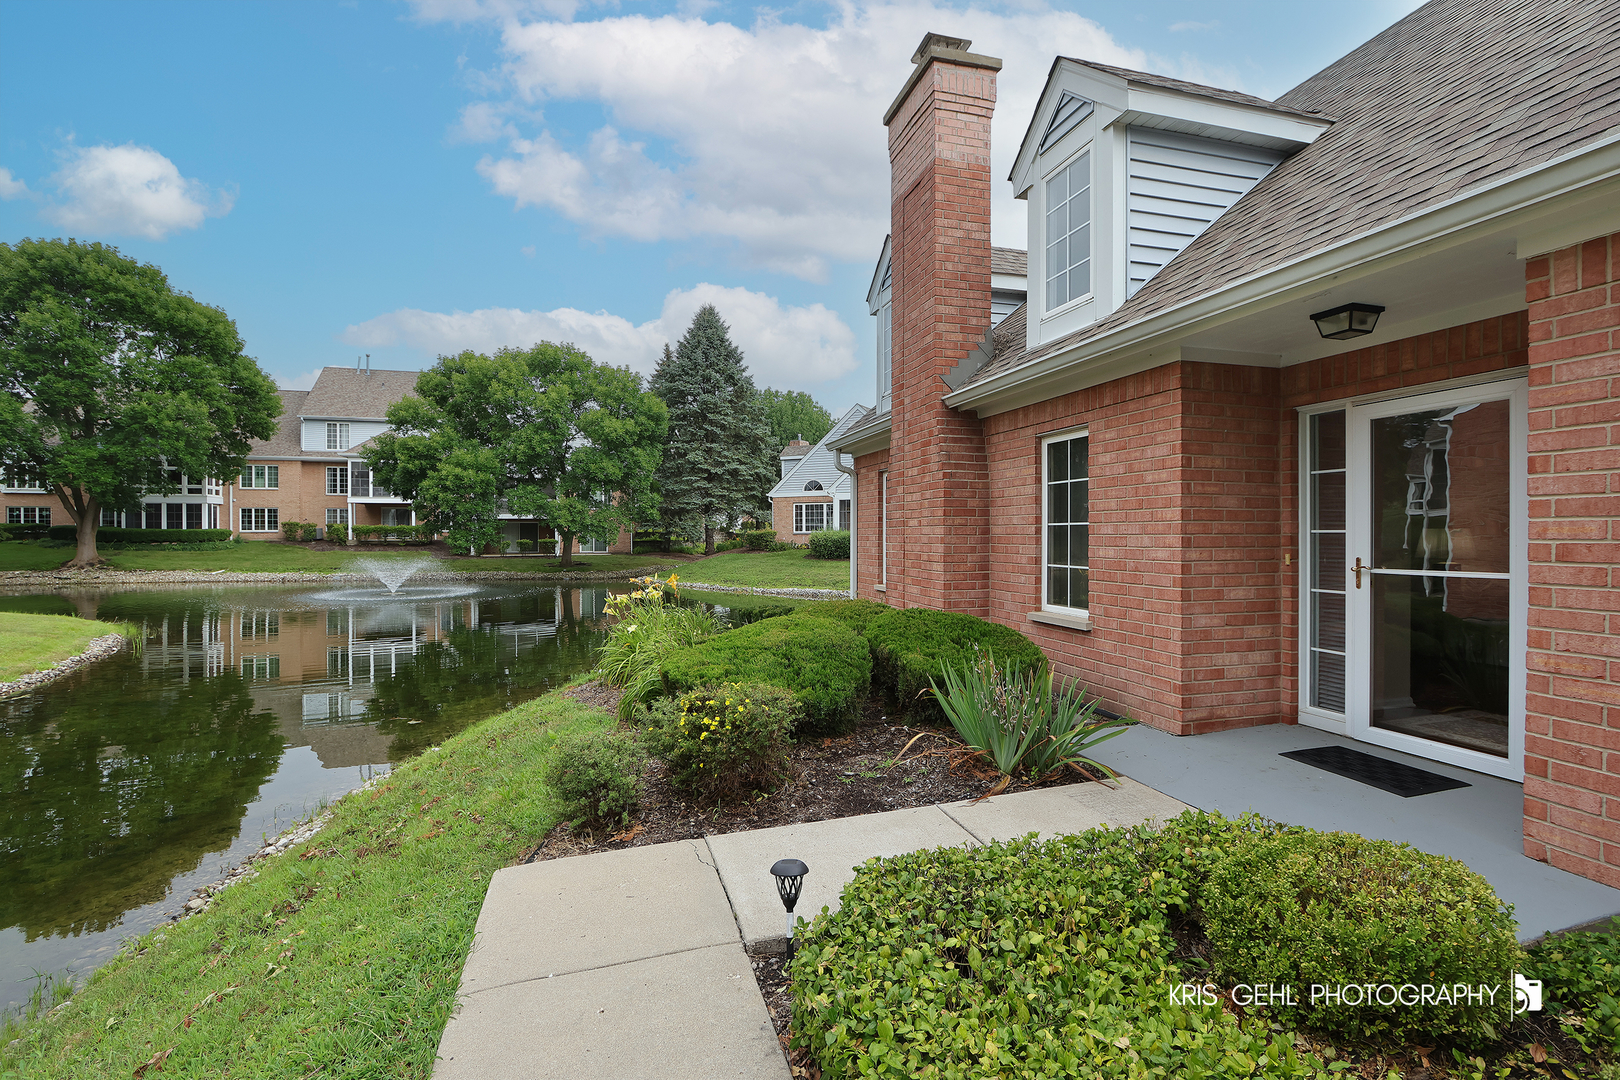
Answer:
[[0, 0, 1420, 415]]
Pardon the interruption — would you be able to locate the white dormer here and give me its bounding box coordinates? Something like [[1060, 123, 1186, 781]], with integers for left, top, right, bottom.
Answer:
[[1008, 60, 1331, 350]]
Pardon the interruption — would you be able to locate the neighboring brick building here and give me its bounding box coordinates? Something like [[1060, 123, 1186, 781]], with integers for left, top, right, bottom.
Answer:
[[836, 4, 1620, 888], [767, 405, 872, 541]]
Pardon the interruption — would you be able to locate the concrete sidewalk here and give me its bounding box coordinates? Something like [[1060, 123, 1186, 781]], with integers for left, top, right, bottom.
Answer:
[[432, 779, 1191, 1078]]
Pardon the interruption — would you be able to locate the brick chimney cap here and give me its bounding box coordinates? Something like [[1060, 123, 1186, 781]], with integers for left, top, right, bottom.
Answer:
[[911, 32, 973, 64]]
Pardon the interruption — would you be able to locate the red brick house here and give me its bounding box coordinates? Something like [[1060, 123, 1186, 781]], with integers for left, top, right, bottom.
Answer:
[[834, 2, 1620, 887]]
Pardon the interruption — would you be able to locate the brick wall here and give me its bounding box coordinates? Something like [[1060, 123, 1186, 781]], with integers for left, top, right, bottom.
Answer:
[[770, 494, 834, 541], [981, 361, 1284, 735], [1523, 233, 1620, 888], [853, 448, 892, 598], [884, 52, 997, 615]]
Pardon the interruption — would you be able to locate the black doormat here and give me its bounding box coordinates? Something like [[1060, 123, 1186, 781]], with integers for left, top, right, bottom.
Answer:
[[1280, 746, 1471, 798]]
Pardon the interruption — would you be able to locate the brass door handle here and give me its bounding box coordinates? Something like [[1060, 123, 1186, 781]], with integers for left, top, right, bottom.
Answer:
[[1353, 558, 1367, 589]]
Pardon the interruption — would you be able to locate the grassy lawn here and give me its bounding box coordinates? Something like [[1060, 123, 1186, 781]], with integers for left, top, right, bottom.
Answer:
[[0, 542, 68, 572], [680, 549, 850, 590], [437, 553, 685, 576], [0, 691, 615, 1079], [0, 612, 132, 683], [104, 544, 357, 573]]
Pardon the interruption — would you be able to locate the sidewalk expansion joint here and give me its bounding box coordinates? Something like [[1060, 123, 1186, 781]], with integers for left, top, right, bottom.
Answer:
[[460, 940, 739, 999], [934, 802, 989, 846]]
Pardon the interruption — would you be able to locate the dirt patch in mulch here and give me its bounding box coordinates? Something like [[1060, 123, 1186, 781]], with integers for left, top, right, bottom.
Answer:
[[526, 680, 1111, 864]]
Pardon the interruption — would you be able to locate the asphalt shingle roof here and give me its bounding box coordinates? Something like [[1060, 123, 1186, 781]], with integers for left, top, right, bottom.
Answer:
[[969, 0, 1620, 389], [990, 247, 1028, 276], [300, 367, 421, 420]]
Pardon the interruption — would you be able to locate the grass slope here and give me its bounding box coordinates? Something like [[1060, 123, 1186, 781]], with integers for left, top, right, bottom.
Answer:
[[680, 550, 850, 590], [0, 693, 615, 1079], [0, 613, 129, 683]]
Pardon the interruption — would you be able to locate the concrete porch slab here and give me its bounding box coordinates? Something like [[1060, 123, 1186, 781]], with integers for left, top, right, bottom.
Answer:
[[705, 805, 974, 951], [457, 838, 738, 995], [940, 777, 1193, 843], [434, 942, 786, 1080], [1086, 723, 1620, 940]]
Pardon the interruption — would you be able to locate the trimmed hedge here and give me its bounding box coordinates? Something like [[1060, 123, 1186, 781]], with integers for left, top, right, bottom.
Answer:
[[46, 526, 232, 545], [660, 614, 871, 736], [739, 528, 777, 551], [0, 524, 50, 541], [807, 598, 889, 635], [352, 524, 435, 544], [863, 608, 1047, 720], [1202, 830, 1518, 1044], [806, 528, 849, 560], [790, 814, 1326, 1079]]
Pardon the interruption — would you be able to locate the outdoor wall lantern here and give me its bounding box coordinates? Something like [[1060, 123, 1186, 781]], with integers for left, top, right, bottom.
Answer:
[[1310, 302, 1385, 340], [770, 858, 809, 960]]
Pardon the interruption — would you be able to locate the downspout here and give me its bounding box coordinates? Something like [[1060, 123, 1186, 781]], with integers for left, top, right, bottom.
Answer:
[[833, 451, 855, 598]]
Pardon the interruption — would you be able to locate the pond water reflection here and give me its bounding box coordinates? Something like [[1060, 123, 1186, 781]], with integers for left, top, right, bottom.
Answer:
[[0, 581, 626, 1011]]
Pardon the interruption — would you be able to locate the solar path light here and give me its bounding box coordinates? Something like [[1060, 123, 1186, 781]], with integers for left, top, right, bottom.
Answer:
[[770, 858, 809, 960]]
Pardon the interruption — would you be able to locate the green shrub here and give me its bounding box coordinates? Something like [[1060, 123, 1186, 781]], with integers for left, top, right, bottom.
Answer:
[[351, 524, 432, 544], [299, 522, 319, 542], [864, 608, 1046, 721], [282, 520, 302, 542], [1202, 831, 1517, 1045], [661, 614, 870, 736], [597, 596, 721, 721], [805, 528, 849, 560], [740, 528, 777, 551], [641, 682, 797, 802], [326, 522, 348, 544], [45, 526, 233, 545], [931, 646, 1130, 781], [1523, 917, 1620, 1049], [808, 598, 888, 635], [790, 823, 1324, 1080], [0, 524, 49, 541], [539, 728, 646, 830]]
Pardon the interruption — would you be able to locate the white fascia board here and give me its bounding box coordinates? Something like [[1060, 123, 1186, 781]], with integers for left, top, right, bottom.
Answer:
[[949, 130, 1620, 418], [831, 413, 892, 458], [991, 273, 1028, 292], [1009, 60, 1125, 198], [866, 236, 892, 312], [1120, 86, 1330, 148]]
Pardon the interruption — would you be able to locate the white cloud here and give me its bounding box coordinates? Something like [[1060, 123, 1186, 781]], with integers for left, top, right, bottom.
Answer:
[[451, 100, 520, 143], [42, 143, 232, 240], [341, 283, 856, 389], [279, 369, 324, 391], [0, 168, 29, 200], [419, 3, 1232, 279]]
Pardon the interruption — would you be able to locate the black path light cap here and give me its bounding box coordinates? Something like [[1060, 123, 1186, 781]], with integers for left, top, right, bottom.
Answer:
[[771, 858, 809, 912], [1310, 302, 1385, 340]]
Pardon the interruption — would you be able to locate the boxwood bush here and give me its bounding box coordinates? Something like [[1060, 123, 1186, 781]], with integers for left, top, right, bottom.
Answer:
[[790, 815, 1324, 1080], [1202, 830, 1518, 1044], [660, 614, 870, 736], [806, 528, 849, 560], [863, 608, 1047, 720]]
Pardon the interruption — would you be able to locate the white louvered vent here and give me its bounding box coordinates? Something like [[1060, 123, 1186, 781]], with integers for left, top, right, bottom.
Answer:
[[1039, 93, 1094, 154], [1126, 129, 1283, 297]]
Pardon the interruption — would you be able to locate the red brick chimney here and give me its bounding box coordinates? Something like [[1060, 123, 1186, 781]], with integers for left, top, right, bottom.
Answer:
[[883, 32, 999, 614]]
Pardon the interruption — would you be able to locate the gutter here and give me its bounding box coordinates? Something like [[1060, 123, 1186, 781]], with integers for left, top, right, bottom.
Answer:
[[832, 452, 856, 598], [948, 129, 1620, 415]]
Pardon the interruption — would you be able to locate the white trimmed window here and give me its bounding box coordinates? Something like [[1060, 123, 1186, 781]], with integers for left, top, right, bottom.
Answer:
[[794, 503, 830, 533], [326, 422, 350, 450], [7, 506, 50, 525], [240, 507, 279, 532], [326, 467, 348, 495], [326, 508, 349, 526], [242, 655, 281, 680], [1044, 151, 1091, 311], [240, 464, 279, 489], [2, 465, 45, 492], [1043, 431, 1089, 613], [838, 499, 851, 531]]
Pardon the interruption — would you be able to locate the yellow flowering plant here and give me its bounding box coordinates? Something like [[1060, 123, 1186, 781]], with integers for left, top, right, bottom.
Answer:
[[641, 682, 799, 803], [596, 574, 720, 721]]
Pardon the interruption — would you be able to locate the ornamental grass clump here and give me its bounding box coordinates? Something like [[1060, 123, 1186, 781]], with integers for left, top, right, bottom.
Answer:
[[596, 574, 720, 720], [929, 646, 1130, 787], [642, 683, 798, 802], [1202, 830, 1518, 1045]]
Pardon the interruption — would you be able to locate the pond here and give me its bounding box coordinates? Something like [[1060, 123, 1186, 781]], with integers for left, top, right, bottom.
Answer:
[[0, 577, 795, 1012]]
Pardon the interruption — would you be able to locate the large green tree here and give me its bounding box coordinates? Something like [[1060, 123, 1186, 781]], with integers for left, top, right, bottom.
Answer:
[[0, 239, 281, 565], [758, 387, 833, 451], [651, 305, 777, 553], [364, 343, 666, 566]]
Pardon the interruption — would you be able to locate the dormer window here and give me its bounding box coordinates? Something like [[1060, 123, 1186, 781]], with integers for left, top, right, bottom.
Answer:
[[1045, 151, 1091, 311], [326, 422, 349, 450]]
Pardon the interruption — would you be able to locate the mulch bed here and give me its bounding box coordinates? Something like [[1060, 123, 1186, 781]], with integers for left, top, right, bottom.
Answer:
[[521, 680, 1108, 863]]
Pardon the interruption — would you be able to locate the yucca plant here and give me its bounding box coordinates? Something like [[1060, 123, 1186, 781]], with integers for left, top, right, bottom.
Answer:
[[928, 647, 1131, 789]]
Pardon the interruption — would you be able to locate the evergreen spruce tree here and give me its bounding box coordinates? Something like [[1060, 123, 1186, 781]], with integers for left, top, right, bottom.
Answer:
[[651, 305, 776, 554]]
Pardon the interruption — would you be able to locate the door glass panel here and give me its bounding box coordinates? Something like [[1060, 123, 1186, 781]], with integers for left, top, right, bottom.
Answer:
[[1371, 400, 1510, 573], [1307, 412, 1347, 713], [1371, 575, 1509, 757]]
